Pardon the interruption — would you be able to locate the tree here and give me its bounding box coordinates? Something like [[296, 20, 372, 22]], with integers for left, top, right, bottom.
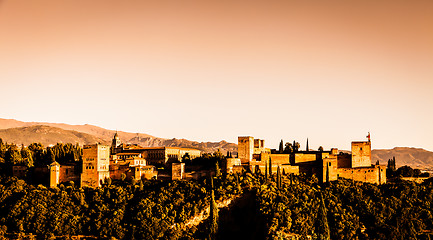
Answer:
[[316, 192, 330, 240], [279, 140, 284, 153], [20, 147, 34, 167], [277, 165, 281, 189], [318, 146, 324, 152], [209, 177, 219, 240], [284, 142, 293, 154], [326, 163, 330, 183], [181, 153, 191, 164], [396, 165, 415, 177], [290, 173, 293, 186], [269, 158, 272, 176], [235, 173, 241, 192], [293, 141, 300, 152], [215, 161, 221, 177], [5, 147, 22, 166], [265, 159, 268, 180]]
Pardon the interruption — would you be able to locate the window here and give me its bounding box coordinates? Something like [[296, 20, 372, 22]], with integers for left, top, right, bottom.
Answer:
[[360, 147, 363, 151], [328, 162, 331, 166]]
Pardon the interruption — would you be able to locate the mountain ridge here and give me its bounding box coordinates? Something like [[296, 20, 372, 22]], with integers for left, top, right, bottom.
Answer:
[[0, 118, 237, 153], [1, 118, 432, 168]]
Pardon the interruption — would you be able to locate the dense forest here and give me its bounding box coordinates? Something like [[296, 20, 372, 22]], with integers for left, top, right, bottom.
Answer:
[[0, 138, 81, 170], [0, 174, 241, 239], [1, 171, 432, 239]]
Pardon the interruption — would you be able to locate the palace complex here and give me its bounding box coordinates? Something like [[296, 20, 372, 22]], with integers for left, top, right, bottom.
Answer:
[[47, 132, 202, 187], [14, 132, 386, 187], [225, 135, 386, 184]]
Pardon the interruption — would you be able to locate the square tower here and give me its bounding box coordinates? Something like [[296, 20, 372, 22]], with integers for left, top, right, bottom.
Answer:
[[81, 144, 110, 187], [49, 161, 60, 188], [238, 136, 254, 164], [351, 141, 372, 168]]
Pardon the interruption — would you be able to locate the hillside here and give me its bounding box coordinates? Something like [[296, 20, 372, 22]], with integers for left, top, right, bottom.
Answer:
[[0, 118, 237, 153], [372, 147, 433, 169], [0, 125, 107, 146], [0, 118, 154, 142]]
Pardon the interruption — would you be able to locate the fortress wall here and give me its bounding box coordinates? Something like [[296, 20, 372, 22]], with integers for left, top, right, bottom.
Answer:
[[294, 153, 318, 163], [223, 158, 242, 173], [269, 154, 291, 165], [337, 165, 386, 184], [59, 165, 80, 183], [250, 161, 298, 175]]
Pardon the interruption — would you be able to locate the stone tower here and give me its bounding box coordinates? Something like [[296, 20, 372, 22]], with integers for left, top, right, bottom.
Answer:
[[238, 136, 254, 164], [351, 141, 372, 168], [111, 131, 122, 154], [49, 161, 60, 188], [81, 144, 110, 187]]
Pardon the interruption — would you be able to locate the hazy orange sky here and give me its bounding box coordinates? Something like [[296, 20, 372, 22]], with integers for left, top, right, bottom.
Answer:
[[1, 0, 432, 151]]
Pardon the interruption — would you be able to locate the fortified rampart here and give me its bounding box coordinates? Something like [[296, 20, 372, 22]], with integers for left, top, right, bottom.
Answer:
[[337, 165, 386, 184]]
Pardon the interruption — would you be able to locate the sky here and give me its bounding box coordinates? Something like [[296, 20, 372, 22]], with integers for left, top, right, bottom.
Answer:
[[1, 0, 432, 151]]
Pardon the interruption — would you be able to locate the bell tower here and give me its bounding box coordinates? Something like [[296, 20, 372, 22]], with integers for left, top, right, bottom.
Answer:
[[111, 131, 122, 154]]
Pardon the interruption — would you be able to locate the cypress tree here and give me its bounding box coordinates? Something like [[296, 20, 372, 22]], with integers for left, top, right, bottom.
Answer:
[[277, 165, 281, 189], [265, 159, 268, 180], [326, 163, 330, 184], [139, 179, 144, 191], [316, 192, 330, 240], [215, 161, 221, 177], [209, 177, 219, 240], [269, 157, 272, 176], [279, 140, 284, 153], [235, 173, 241, 192], [290, 173, 293, 186]]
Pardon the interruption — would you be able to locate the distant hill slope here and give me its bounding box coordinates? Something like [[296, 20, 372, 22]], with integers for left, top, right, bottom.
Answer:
[[0, 125, 107, 146], [0, 118, 237, 153], [0, 118, 154, 142], [372, 148, 433, 169]]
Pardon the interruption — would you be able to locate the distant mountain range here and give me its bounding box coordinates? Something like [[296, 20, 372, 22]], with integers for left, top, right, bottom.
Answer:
[[0, 118, 237, 153], [0, 118, 432, 169], [372, 148, 433, 169]]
